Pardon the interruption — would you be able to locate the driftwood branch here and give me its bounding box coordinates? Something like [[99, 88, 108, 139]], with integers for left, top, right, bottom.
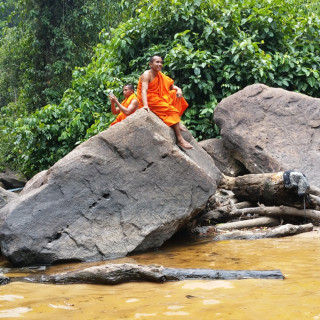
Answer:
[[214, 223, 313, 241], [216, 217, 280, 230], [229, 205, 320, 223], [0, 263, 284, 285]]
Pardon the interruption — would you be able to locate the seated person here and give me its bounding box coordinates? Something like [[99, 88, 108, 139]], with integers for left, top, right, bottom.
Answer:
[[109, 84, 140, 126], [137, 55, 193, 149]]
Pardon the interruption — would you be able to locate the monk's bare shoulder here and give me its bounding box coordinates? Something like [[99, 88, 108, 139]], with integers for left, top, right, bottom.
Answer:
[[140, 70, 152, 82]]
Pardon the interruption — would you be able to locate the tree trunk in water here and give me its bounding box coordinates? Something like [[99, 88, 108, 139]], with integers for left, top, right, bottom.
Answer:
[[1, 263, 284, 285]]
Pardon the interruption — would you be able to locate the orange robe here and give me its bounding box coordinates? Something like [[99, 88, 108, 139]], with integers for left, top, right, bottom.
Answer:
[[137, 72, 188, 126], [110, 93, 139, 126]]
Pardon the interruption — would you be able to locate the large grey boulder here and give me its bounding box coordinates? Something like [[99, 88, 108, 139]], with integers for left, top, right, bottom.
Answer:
[[0, 109, 221, 266], [214, 84, 320, 187]]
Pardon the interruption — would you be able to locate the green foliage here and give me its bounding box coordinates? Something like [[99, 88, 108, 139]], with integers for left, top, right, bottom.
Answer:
[[0, 0, 138, 112], [2, 0, 320, 177], [0, 0, 16, 37]]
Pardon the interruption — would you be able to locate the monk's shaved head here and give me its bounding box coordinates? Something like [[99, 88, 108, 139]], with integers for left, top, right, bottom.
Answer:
[[149, 55, 162, 63], [124, 84, 134, 91]]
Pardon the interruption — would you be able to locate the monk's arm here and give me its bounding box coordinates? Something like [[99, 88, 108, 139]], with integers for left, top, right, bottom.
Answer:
[[114, 98, 139, 115], [140, 73, 150, 108], [109, 96, 120, 115], [170, 84, 183, 98]]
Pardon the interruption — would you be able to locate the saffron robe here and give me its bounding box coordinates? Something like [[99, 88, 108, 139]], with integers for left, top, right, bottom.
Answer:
[[137, 72, 188, 126], [110, 93, 139, 126]]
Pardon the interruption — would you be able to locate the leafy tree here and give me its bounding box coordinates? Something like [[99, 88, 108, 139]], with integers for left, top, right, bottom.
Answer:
[[0, 0, 137, 112], [0, 0, 16, 37], [2, 0, 320, 178], [0, 0, 20, 107]]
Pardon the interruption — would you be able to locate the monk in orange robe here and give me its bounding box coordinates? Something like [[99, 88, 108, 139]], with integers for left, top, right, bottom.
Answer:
[[109, 84, 140, 126], [137, 55, 194, 149]]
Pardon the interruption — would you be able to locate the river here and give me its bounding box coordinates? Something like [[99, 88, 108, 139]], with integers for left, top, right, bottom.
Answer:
[[1, 230, 320, 319]]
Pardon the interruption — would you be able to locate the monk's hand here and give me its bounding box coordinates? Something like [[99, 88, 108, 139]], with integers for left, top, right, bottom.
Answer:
[[109, 94, 117, 102]]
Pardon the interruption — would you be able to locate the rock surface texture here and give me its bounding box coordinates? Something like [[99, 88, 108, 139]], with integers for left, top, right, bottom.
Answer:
[[214, 84, 320, 188], [0, 110, 221, 266], [199, 138, 247, 177]]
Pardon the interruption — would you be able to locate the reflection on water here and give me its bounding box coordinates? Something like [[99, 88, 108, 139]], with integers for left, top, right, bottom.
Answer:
[[1, 231, 320, 319], [0, 295, 24, 301], [181, 281, 233, 290], [0, 307, 32, 318]]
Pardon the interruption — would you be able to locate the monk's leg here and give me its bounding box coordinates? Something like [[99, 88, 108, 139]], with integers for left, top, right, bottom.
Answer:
[[172, 123, 194, 149], [179, 123, 187, 131]]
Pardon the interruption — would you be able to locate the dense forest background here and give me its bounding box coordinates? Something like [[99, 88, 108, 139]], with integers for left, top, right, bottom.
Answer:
[[0, 0, 319, 178]]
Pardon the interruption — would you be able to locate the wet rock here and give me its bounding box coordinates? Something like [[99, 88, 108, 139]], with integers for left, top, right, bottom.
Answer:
[[0, 109, 221, 266], [214, 84, 320, 187]]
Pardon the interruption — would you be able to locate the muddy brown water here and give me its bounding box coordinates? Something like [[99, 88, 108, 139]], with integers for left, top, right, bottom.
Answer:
[[1, 230, 320, 319]]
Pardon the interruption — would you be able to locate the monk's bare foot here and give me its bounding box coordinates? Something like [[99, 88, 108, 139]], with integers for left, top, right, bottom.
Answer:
[[179, 123, 187, 131], [177, 139, 194, 150], [142, 106, 150, 112]]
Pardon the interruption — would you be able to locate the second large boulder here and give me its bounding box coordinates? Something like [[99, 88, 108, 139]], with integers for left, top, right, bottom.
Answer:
[[214, 84, 320, 187]]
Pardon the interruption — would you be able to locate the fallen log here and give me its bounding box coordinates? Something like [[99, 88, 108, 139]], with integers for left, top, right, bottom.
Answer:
[[1, 263, 284, 285], [216, 217, 280, 230], [219, 172, 316, 208], [214, 223, 313, 241], [229, 205, 320, 224]]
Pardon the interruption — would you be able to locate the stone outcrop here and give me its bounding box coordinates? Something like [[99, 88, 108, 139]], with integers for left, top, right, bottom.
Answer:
[[0, 109, 221, 266], [214, 84, 320, 187], [199, 138, 248, 177]]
